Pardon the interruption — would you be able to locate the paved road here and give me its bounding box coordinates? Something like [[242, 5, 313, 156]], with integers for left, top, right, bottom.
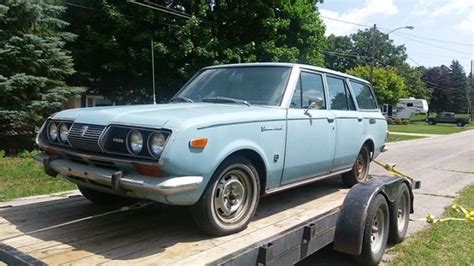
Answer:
[[300, 129, 474, 265]]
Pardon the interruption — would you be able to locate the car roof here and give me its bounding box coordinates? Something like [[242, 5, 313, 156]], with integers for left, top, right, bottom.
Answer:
[[202, 62, 370, 85]]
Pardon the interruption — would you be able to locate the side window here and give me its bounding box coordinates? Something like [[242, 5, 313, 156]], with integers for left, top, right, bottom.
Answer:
[[291, 72, 326, 109], [327, 76, 353, 110], [349, 80, 378, 109]]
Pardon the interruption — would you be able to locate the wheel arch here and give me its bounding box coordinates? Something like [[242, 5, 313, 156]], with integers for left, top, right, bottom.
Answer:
[[212, 147, 269, 195], [362, 138, 375, 158]]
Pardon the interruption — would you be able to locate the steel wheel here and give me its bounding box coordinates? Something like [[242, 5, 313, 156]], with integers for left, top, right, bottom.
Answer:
[[355, 153, 368, 181], [212, 166, 254, 225], [397, 192, 408, 230], [370, 208, 386, 254], [190, 155, 260, 236]]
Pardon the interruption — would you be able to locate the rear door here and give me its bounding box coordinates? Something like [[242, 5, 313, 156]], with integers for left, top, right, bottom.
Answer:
[[326, 75, 364, 171]]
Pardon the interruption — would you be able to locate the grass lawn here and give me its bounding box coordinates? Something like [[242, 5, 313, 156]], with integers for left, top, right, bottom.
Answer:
[[390, 185, 474, 265], [388, 123, 470, 135], [0, 155, 76, 201], [386, 134, 425, 142]]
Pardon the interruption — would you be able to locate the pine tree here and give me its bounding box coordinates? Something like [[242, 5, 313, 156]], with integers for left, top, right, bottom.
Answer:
[[0, 0, 84, 152], [448, 60, 469, 113]]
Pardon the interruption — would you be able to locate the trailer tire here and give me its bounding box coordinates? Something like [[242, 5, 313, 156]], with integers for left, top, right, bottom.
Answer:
[[342, 145, 370, 187], [355, 194, 389, 266], [190, 155, 260, 236], [389, 183, 410, 244], [78, 186, 137, 206]]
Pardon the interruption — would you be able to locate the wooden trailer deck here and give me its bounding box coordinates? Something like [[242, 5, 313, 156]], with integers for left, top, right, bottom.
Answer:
[[0, 177, 348, 265]]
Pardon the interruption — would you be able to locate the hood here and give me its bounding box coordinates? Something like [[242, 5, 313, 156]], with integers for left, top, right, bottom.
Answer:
[[53, 103, 285, 129]]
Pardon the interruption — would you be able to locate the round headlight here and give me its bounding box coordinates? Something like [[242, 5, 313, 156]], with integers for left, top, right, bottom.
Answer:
[[149, 132, 166, 156], [49, 122, 58, 141], [59, 123, 69, 143], [128, 130, 143, 154]]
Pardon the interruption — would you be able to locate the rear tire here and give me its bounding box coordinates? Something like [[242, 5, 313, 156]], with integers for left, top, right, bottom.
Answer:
[[456, 121, 465, 127], [388, 183, 411, 244], [342, 146, 370, 187], [78, 186, 137, 206], [428, 120, 436, 125], [190, 155, 260, 236], [355, 194, 390, 266]]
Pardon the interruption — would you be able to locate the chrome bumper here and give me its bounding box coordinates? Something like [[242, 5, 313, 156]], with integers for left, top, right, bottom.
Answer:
[[35, 153, 203, 196]]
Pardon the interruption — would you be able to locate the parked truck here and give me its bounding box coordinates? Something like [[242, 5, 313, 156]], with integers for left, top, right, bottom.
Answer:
[[426, 112, 471, 127]]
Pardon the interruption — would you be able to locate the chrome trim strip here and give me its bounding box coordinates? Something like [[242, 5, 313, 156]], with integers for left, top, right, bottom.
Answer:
[[264, 168, 351, 195], [197, 119, 287, 130]]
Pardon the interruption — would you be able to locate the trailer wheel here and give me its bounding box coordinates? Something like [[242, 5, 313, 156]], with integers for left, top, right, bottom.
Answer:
[[355, 194, 389, 266], [190, 155, 260, 236], [78, 186, 137, 206], [342, 145, 370, 187], [389, 183, 410, 244]]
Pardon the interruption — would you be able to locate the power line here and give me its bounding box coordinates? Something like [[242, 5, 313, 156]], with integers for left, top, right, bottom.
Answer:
[[395, 32, 474, 47], [129, 0, 192, 20], [393, 33, 473, 56], [320, 15, 474, 48], [64, 2, 179, 27]]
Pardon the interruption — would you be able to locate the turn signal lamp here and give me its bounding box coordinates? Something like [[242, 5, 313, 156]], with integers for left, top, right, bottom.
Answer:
[[134, 163, 162, 177], [189, 137, 208, 149]]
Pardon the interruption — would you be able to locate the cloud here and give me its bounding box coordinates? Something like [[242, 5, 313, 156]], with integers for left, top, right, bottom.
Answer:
[[320, 0, 398, 36], [455, 10, 474, 35], [429, 0, 474, 17]]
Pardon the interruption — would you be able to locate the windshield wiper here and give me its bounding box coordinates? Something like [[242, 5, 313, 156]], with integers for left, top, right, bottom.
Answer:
[[170, 96, 193, 103], [202, 96, 250, 106]]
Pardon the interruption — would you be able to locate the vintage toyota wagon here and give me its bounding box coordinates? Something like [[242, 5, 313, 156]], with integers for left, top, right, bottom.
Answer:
[[36, 63, 388, 235]]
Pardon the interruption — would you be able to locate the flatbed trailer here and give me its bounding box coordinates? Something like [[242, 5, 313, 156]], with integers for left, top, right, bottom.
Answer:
[[0, 175, 417, 265]]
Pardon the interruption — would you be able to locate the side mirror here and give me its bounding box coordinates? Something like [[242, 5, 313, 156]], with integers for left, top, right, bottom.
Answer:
[[304, 102, 317, 115]]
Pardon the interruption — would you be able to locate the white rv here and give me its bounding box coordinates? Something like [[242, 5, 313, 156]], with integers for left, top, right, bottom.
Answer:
[[382, 98, 428, 120]]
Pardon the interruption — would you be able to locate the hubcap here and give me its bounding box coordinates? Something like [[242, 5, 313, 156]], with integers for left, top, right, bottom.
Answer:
[[370, 208, 385, 253], [356, 153, 366, 181], [212, 167, 254, 225], [397, 193, 408, 230]]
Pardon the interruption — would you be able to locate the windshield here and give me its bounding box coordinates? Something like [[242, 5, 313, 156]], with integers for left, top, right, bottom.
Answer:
[[174, 66, 292, 106]]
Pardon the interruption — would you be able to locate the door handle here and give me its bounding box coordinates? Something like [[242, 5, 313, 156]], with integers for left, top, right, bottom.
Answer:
[[357, 117, 363, 122], [369, 118, 376, 124], [327, 118, 335, 123]]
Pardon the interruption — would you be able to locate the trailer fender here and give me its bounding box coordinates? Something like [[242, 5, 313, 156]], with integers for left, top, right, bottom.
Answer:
[[333, 176, 413, 255]]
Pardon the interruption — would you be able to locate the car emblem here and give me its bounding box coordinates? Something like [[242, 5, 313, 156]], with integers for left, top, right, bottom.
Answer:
[[80, 125, 89, 137]]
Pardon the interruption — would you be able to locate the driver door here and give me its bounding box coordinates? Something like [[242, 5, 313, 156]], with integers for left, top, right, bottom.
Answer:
[[281, 71, 336, 185]]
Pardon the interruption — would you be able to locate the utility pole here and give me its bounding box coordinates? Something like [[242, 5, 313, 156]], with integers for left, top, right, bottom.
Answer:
[[369, 24, 377, 83], [470, 60, 473, 120], [151, 38, 156, 105]]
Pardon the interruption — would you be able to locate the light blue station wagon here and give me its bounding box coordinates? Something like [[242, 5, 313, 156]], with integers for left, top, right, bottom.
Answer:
[[36, 63, 388, 235]]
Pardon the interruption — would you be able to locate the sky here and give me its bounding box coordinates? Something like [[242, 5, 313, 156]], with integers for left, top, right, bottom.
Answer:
[[319, 0, 474, 74]]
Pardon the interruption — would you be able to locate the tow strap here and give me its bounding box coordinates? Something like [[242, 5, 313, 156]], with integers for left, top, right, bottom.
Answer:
[[372, 159, 472, 224]]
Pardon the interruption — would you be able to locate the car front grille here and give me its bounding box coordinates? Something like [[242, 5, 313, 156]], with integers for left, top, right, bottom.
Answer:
[[68, 123, 106, 153]]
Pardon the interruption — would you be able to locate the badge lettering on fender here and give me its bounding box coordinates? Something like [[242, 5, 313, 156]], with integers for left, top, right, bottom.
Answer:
[[261, 125, 283, 132]]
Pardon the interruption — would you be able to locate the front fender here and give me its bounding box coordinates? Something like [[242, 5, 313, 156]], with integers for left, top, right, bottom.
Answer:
[[333, 176, 413, 255]]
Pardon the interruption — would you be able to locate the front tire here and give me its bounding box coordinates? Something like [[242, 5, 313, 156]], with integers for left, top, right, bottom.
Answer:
[[190, 155, 260, 236], [388, 183, 411, 244], [428, 120, 436, 125], [355, 194, 390, 266], [342, 145, 370, 187]]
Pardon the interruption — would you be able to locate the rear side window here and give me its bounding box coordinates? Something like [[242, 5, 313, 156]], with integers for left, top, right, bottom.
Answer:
[[327, 76, 356, 110], [349, 81, 378, 109]]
